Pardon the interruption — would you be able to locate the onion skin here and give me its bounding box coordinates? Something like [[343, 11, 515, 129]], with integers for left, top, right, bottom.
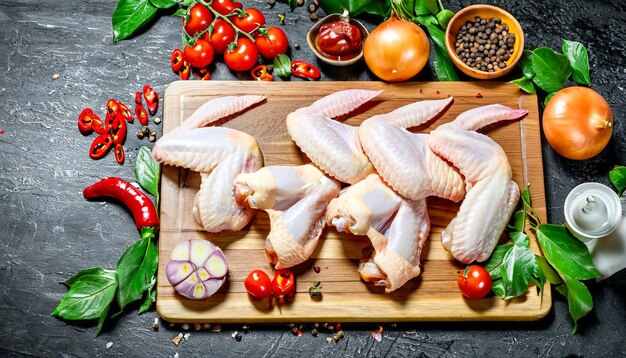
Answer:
[[166, 239, 228, 299], [363, 16, 430, 82], [543, 87, 613, 160]]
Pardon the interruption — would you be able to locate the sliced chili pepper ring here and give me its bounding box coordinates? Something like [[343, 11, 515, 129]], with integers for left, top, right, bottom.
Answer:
[[109, 112, 127, 145], [114, 144, 125, 165], [251, 65, 273, 81], [135, 91, 142, 105], [291, 60, 321, 80], [179, 61, 191, 80], [78, 108, 96, 134], [92, 114, 108, 134], [106, 98, 119, 116], [89, 133, 114, 159], [143, 84, 159, 115], [135, 104, 149, 125], [117, 102, 133, 123], [271, 269, 296, 298], [171, 48, 185, 72]]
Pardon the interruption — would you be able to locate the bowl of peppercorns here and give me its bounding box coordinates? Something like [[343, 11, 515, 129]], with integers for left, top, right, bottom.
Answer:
[[445, 4, 524, 79]]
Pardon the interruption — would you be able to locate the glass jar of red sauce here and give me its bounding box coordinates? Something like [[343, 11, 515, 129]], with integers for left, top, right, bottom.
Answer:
[[315, 17, 363, 61]]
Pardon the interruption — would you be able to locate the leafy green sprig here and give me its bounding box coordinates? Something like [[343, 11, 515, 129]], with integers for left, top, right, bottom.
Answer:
[[483, 186, 600, 333], [52, 147, 161, 335], [511, 39, 591, 104]]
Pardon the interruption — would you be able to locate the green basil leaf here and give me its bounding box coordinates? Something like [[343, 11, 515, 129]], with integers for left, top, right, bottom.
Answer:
[[532, 256, 547, 295], [173, 8, 187, 17], [96, 305, 110, 335], [511, 77, 536, 94], [531, 47, 571, 93], [52, 271, 118, 320], [559, 274, 593, 334], [149, 0, 176, 9], [274, 54, 291, 78], [415, 15, 439, 26], [536, 255, 562, 284], [518, 50, 535, 79], [562, 39, 591, 87], [544, 92, 557, 106], [507, 210, 526, 232], [510, 231, 530, 247], [609, 166, 626, 197], [435, 9, 454, 29], [554, 283, 567, 297], [318, 0, 390, 17], [536, 224, 601, 280], [501, 245, 535, 299], [116, 236, 159, 310], [433, 45, 460, 81], [138, 276, 156, 314], [112, 0, 158, 42], [484, 243, 513, 278], [65, 267, 116, 287], [135, 146, 161, 198], [415, 0, 438, 16], [424, 23, 444, 50], [491, 279, 505, 297]]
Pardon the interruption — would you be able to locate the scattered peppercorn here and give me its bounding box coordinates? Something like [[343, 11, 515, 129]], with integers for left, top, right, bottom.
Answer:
[[291, 327, 299, 335], [297, 0, 304, 6], [455, 16, 515, 72], [154, 117, 161, 124], [313, 266, 321, 273], [242, 325, 250, 333], [309, 3, 316, 12], [313, 323, 319, 329], [311, 328, 318, 336], [310, 13, 319, 21], [268, 0, 276, 6], [52, 74, 60, 80], [137, 131, 144, 139], [476, 92, 483, 98], [233, 332, 242, 341], [294, 43, 300, 50], [333, 330, 345, 342]]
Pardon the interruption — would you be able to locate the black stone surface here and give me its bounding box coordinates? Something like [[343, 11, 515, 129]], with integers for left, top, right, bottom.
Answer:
[[0, 0, 625, 356]]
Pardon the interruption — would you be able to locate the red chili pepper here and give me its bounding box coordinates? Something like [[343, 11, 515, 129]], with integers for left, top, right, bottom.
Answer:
[[89, 133, 114, 159], [106, 98, 119, 116], [290, 60, 321, 80], [83, 177, 159, 230], [135, 91, 142, 105], [143, 84, 159, 115], [251, 65, 273, 81], [92, 114, 108, 134], [108, 112, 127, 145], [135, 104, 149, 125], [114, 144, 125, 165], [271, 269, 295, 298], [193, 67, 209, 80], [179, 61, 191, 80], [171, 48, 184, 72], [78, 108, 98, 134], [117, 102, 133, 123]]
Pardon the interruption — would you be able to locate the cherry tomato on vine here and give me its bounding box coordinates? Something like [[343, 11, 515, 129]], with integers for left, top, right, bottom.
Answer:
[[457, 265, 492, 299], [232, 8, 266, 34], [183, 38, 214, 68], [210, 0, 242, 16], [208, 19, 236, 55], [224, 38, 259, 72], [183, 3, 214, 36], [255, 26, 288, 59], [244, 269, 272, 299]]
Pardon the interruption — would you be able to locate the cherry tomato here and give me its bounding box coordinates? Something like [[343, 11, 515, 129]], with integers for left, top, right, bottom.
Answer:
[[183, 38, 214, 69], [244, 269, 273, 299], [183, 3, 213, 36], [224, 38, 258, 72], [255, 26, 288, 59], [232, 8, 266, 34], [457, 265, 492, 299], [171, 48, 184, 72], [210, 0, 242, 16], [271, 269, 295, 298], [208, 19, 236, 55], [114, 144, 125, 165]]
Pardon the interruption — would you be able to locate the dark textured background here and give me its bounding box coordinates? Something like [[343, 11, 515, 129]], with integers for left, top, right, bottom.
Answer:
[[1, 0, 625, 356]]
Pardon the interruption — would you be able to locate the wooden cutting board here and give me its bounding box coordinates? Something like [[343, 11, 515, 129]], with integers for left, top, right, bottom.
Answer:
[[156, 81, 550, 323]]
